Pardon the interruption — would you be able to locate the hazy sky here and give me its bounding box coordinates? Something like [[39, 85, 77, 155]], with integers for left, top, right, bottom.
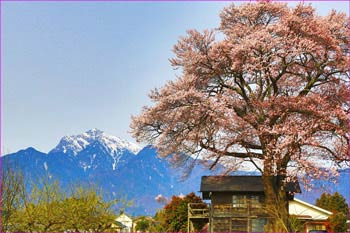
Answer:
[[2, 1, 349, 154]]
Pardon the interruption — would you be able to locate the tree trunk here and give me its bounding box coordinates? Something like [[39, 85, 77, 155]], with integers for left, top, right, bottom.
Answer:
[[262, 175, 290, 232]]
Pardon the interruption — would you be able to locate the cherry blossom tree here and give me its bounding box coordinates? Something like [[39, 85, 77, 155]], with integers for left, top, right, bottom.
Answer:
[[131, 2, 349, 231]]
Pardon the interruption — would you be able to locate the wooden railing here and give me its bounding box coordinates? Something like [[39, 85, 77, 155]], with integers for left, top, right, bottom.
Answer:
[[212, 203, 267, 217], [188, 203, 209, 218], [188, 202, 268, 232], [212, 204, 233, 216], [188, 202, 266, 218]]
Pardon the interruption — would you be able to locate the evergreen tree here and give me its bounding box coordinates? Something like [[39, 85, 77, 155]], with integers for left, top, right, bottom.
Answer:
[[316, 192, 349, 232]]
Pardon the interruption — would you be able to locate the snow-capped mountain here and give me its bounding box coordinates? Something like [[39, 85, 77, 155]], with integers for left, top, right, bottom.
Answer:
[[50, 128, 141, 156], [3, 129, 349, 216], [49, 129, 141, 171], [3, 129, 208, 215]]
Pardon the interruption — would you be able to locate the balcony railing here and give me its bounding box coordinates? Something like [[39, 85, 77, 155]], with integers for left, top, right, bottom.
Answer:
[[188, 202, 267, 219], [188, 203, 209, 218]]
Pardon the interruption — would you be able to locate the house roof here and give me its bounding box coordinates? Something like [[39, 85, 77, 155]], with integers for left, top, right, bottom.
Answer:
[[200, 176, 301, 193], [289, 198, 332, 221], [114, 221, 127, 228], [292, 198, 333, 216]]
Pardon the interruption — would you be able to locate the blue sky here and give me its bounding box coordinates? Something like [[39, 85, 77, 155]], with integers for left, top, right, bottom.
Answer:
[[2, 1, 349, 154]]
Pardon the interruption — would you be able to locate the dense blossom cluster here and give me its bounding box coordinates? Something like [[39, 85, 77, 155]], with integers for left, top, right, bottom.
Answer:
[[131, 2, 349, 185], [131, 2, 349, 231]]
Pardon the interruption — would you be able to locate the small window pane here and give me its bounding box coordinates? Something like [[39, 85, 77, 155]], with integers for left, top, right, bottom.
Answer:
[[232, 195, 247, 208], [250, 195, 262, 208], [251, 218, 267, 232], [232, 218, 248, 232]]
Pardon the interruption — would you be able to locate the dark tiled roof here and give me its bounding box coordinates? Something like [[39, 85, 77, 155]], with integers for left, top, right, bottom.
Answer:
[[114, 221, 127, 228], [200, 176, 301, 193]]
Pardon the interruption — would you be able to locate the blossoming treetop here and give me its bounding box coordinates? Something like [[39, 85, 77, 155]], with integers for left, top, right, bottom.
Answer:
[[131, 2, 349, 231]]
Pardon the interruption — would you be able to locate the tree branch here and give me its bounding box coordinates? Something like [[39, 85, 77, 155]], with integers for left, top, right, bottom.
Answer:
[[200, 141, 263, 159]]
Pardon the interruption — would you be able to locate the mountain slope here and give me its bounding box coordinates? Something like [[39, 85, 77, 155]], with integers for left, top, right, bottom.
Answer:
[[3, 129, 349, 215], [50, 129, 141, 156]]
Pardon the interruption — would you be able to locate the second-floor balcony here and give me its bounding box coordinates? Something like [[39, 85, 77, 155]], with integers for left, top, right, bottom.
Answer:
[[188, 203, 210, 219], [188, 202, 267, 219]]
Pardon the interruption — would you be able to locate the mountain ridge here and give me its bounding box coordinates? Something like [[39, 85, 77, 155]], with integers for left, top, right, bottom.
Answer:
[[50, 128, 141, 156], [3, 129, 349, 215]]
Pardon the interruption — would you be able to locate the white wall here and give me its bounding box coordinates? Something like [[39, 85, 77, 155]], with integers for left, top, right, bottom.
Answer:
[[289, 199, 332, 220], [116, 214, 133, 232]]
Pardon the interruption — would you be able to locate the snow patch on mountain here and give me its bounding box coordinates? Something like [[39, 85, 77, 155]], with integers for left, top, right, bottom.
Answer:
[[43, 162, 48, 171], [50, 129, 141, 156]]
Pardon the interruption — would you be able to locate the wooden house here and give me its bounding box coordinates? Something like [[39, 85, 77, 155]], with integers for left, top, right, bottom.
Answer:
[[188, 176, 332, 233], [189, 175, 300, 232]]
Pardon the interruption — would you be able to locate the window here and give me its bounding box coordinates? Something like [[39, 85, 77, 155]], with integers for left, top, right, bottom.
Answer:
[[309, 224, 326, 231], [232, 195, 247, 208], [231, 218, 248, 232], [250, 195, 262, 208], [231, 217, 266, 232], [251, 218, 267, 232], [232, 195, 262, 208]]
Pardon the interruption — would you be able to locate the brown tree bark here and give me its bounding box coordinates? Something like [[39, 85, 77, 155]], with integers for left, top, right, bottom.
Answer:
[[262, 175, 290, 232]]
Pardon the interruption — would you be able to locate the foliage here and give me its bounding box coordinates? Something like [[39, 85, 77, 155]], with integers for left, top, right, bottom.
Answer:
[[153, 192, 207, 232], [316, 192, 349, 232], [131, 1, 349, 231], [328, 212, 347, 232], [149, 210, 167, 232], [288, 215, 304, 233], [135, 217, 151, 232], [1, 164, 26, 232], [2, 176, 118, 232], [316, 192, 348, 215]]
